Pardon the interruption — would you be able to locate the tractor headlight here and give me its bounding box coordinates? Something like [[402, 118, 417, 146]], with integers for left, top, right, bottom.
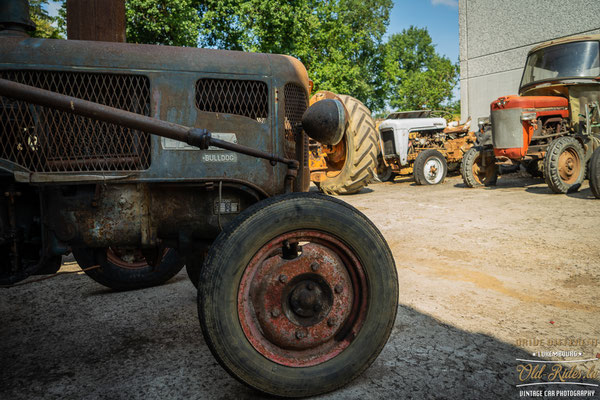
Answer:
[[520, 112, 537, 121]]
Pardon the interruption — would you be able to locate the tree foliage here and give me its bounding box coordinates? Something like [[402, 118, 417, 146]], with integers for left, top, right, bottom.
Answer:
[[382, 26, 458, 112], [126, 0, 202, 46], [196, 0, 392, 111], [29, 0, 63, 39]]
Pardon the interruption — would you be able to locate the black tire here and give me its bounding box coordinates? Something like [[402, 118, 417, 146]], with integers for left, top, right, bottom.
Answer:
[[198, 192, 398, 397], [317, 95, 378, 195], [376, 156, 394, 182], [73, 247, 184, 291], [524, 160, 543, 178], [544, 136, 585, 194], [461, 146, 498, 187], [413, 149, 447, 185], [589, 147, 600, 199], [186, 263, 201, 289]]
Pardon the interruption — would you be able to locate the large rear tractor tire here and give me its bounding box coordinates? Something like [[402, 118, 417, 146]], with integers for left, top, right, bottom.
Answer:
[[461, 146, 498, 187], [73, 247, 184, 291], [544, 136, 585, 194], [413, 149, 447, 185], [315, 95, 378, 195], [198, 192, 398, 397], [589, 147, 600, 199]]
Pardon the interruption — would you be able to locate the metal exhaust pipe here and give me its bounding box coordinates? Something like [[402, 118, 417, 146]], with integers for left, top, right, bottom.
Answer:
[[0, 0, 35, 35]]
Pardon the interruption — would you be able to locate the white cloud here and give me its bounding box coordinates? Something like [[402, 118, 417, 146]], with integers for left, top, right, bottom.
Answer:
[[431, 0, 459, 7]]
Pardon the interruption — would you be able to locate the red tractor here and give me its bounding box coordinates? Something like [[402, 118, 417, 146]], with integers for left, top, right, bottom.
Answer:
[[461, 34, 600, 194]]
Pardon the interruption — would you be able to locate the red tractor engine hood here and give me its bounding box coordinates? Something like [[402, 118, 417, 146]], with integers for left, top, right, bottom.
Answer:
[[491, 95, 569, 159], [491, 95, 568, 111]]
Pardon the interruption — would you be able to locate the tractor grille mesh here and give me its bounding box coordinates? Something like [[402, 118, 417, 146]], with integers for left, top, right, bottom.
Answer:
[[195, 79, 268, 122], [0, 70, 151, 172], [283, 83, 308, 142], [381, 129, 396, 156], [283, 83, 308, 161]]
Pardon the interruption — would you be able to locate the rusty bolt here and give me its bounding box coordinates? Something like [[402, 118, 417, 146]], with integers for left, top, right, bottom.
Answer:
[[327, 317, 336, 327], [310, 262, 320, 271], [307, 282, 315, 290], [271, 309, 281, 318], [295, 331, 306, 340], [334, 283, 344, 294], [279, 274, 288, 284]]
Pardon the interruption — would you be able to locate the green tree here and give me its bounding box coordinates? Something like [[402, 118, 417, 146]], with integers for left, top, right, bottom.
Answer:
[[29, 0, 63, 39], [197, 0, 392, 111], [126, 0, 202, 46], [382, 26, 458, 111]]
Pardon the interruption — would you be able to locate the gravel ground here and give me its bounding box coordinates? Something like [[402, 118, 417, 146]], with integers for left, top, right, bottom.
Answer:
[[1, 172, 599, 399]]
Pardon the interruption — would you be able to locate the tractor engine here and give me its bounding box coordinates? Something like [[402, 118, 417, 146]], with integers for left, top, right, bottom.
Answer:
[[491, 95, 569, 160]]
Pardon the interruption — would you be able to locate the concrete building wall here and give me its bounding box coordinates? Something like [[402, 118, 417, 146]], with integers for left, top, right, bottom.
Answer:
[[459, 0, 600, 123]]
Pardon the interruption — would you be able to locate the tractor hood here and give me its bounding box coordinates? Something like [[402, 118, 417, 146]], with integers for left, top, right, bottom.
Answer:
[[0, 36, 309, 85], [379, 117, 447, 132]]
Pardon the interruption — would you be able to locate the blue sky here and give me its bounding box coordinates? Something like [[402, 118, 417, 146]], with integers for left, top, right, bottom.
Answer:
[[388, 0, 459, 63]]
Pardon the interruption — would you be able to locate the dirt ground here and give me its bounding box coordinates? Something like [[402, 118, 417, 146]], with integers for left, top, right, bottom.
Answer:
[[1, 171, 599, 399]]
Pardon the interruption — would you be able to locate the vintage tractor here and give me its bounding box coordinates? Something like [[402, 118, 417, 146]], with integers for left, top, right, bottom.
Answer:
[[0, 1, 398, 397], [461, 34, 600, 193], [377, 110, 475, 185]]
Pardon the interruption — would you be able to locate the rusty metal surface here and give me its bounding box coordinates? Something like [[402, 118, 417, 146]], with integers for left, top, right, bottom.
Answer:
[[0, 70, 151, 172], [558, 147, 581, 184], [237, 230, 367, 367], [0, 36, 306, 82], [66, 0, 126, 42]]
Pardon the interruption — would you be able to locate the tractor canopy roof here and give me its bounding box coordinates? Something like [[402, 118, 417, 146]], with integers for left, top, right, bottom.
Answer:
[[529, 34, 600, 54]]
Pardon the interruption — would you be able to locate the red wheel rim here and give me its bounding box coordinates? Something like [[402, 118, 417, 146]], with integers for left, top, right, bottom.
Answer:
[[237, 230, 368, 367]]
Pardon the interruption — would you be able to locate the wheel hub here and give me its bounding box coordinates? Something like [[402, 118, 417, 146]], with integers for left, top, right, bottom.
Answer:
[[288, 278, 332, 321], [558, 148, 580, 184], [424, 158, 442, 183], [237, 230, 366, 367]]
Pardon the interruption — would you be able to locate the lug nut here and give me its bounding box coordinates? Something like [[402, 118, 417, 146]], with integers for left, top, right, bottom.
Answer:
[[327, 317, 336, 327], [334, 283, 344, 294], [271, 309, 281, 318], [278, 274, 288, 284], [310, 262, 320, 271], [295, 331, 306, 340]]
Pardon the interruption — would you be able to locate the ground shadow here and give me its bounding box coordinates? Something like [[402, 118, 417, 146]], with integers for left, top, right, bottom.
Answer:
[[1, 274, 598, 400]]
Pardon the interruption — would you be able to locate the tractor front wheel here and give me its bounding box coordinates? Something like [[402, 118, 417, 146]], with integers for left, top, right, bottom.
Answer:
[[414, 149, 447, 185], [461, 146, 498, 187], [198, 193, 398, 397], [544, 136, 585, 194]]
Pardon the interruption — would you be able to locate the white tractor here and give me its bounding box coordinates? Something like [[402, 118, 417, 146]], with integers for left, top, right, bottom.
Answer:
[[377, 110, 474, 185]]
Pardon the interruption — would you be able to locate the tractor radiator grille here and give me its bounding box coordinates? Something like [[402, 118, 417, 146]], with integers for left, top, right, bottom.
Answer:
[[0, 70, 151, 172], [381, 129, 396, 156], [195, 79, 268, 122], [283, 83, 308, 160], [283, 83, 308, 142]]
